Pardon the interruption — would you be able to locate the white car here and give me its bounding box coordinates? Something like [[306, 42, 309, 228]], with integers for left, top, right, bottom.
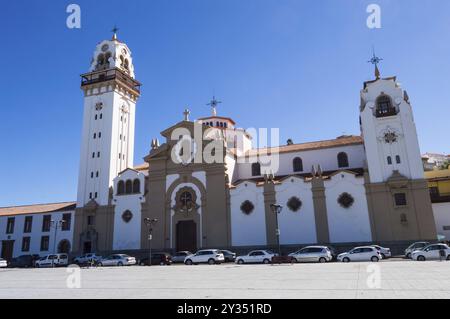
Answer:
[[184, 250, 225, 265], [411, 244, 450, 261], [371, 245, 392, 259], [98, 254, 136, 266], [405, 241, 429, 259], [35, 254, 69, 268], [0, 258, 7, 268], [235, 250, 276, 264], [337, 246, 381, 263], [73, 253, 102, 264], [289, 246, 332, 263]]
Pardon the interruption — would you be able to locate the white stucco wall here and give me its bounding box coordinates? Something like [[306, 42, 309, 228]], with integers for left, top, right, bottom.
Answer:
[[235, 144, 366, 182], [112, 169, 145, 250], [275, 177, 317, 245], [0, 211, 74, 258], [230, 182, 266, 246], [324, 172, 372, 243], [432, 202, 450, 240]]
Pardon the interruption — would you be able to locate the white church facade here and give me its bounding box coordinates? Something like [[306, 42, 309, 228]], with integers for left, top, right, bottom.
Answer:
[[0, 34, 438, 260]]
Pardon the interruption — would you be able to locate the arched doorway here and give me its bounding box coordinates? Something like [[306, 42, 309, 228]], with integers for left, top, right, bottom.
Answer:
[[176, 220, 197, 252], [58, 240, 71, 254]]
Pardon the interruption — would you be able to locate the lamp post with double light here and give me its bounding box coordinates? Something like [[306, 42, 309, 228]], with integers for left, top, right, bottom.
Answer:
[[50, 219, 66, 268], [144, 218, 158, 266], [270, 204, 283, 256]]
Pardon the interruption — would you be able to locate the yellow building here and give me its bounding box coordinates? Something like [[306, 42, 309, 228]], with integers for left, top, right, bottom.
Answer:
[[425, 168, 450, 203], [425, 168, 450, 240]]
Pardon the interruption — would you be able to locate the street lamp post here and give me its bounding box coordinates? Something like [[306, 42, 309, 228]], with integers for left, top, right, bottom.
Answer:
[[50, 220, 66, 268], [270, 204, 283, 256], [144, 218, 158, 266]]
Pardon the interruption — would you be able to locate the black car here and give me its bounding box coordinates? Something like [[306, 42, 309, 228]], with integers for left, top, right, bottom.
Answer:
[[9, 255, 40, 268], [220, 250, 237, 262], [139, 253, 172, 266]]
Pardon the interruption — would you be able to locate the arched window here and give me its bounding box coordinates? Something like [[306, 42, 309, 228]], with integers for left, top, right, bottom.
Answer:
[[104, 52, 111, 68], [117, 181, 125, 195], [132, 179, 140, 193], [125, 180, 132, 194], [376, 95, 397, 117], [96, 53, 105, 67], [57, 240, 71, 254], [124, 59, 129, 71], [337, 152, 349, 168], [293, 157, 303, 172], [387, 156, 392, 165], [252, 162, 261, 176], [396, 155, 401, 164]]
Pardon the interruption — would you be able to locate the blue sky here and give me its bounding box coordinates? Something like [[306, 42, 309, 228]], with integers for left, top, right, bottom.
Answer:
[[0, 0, 449, 207]]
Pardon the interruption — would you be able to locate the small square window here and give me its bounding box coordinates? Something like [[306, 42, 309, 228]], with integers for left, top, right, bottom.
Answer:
[[394, 193, 407, 206]]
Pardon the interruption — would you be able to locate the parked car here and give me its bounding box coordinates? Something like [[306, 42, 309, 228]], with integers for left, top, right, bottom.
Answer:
[[139, 253, 172, 266], [9, 255, 40, 268], [98, 254, 136, 267], [235, 250, 276, 264], [405, 242, 429, 259], [0, 258, 7, 268], [172, 251, 192, 263], [411, 243, 450, 261], [184, 250, 225, 265], [35, 254, 69, 268], [337, 246, 381, 263], [220, 250, 237, 262], [73, 253, 102, 265], [371, 245, 392, 259], [289, 246, 332, 263]]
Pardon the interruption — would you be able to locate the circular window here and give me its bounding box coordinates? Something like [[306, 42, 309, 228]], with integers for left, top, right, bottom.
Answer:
[[122, 210, 133, 223], [287, 197, 302, 212], [338, 193, 355, 209], [240, 200, 255, 215]]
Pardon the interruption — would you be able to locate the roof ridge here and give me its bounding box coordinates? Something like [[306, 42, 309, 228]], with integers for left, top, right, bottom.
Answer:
[[0, 201, 76, 210]]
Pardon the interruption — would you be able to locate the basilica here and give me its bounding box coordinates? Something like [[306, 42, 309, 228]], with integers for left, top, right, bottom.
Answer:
[[0, 33, 438, 260]]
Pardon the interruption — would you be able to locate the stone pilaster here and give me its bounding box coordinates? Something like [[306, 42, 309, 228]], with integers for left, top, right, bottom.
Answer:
[[263, 181, 277, 246], [311, 176, 330, 244]]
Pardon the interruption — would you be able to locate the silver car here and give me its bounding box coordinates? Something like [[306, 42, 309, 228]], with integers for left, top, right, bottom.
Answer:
[[98, 254, 136, 266], [289, 246, 332, 263], [172, 251, 192, 263], [404, 242, 429, 259], [371, 245, 391, 259]]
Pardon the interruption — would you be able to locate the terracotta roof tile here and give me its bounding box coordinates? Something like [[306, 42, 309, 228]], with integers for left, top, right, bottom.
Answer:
[[244, 135, 363, 157], [0, 202, 76, 217]]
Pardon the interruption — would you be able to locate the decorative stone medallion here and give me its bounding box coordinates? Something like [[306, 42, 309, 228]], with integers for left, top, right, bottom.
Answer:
[[287, 196, 302, 212], [122, 210, 133, 223], [240, 200, 255, 215], [383, 131, 398, 144], [337, 192, 355, 209]]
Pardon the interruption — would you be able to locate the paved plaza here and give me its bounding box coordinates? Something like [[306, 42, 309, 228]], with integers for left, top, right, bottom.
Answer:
[[0, 259, 450, 299]]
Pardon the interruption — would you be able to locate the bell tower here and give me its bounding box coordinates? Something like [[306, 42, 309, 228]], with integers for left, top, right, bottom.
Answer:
[[360, 56, 436, 242], [76, 30, 141, 207]]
